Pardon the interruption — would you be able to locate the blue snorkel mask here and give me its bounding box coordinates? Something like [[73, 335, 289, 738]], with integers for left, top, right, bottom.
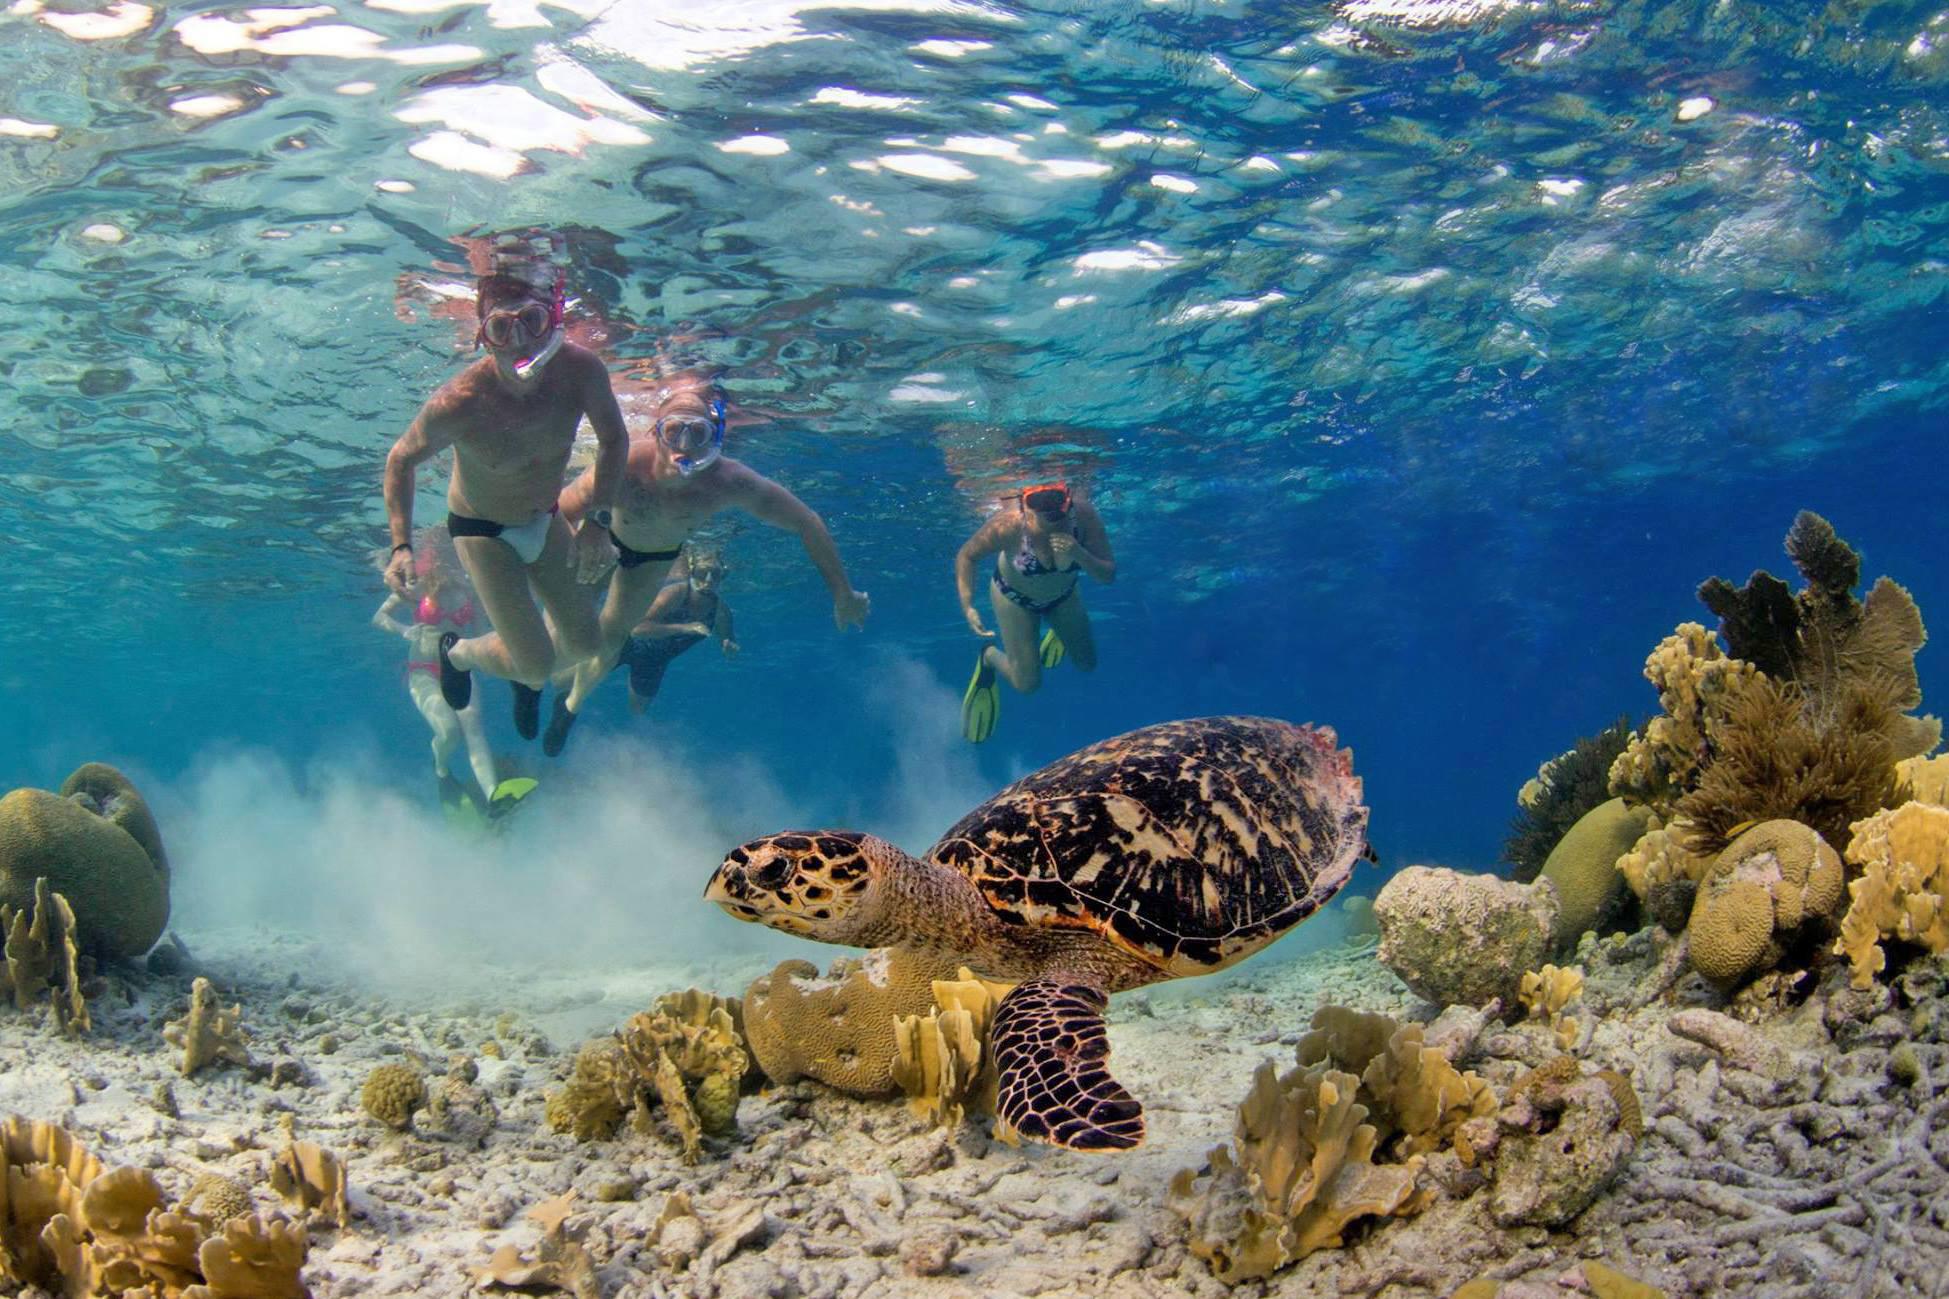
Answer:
[[658, 396, 726, 476]]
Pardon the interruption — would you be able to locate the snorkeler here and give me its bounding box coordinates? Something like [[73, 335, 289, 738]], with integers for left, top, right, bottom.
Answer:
[[380, 230, 627, 742], [371, 535, 536, 818], [954, 480, 1116, 743], [540, 545, 736, 756], [551, 374, 869, 717]]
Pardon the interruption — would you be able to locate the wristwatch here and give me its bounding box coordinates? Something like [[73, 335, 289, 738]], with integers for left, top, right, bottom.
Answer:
[[589, 508, 614, 529]]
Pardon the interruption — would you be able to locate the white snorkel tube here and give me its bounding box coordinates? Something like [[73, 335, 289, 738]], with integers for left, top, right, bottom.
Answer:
[[511, 323, 564, 381]]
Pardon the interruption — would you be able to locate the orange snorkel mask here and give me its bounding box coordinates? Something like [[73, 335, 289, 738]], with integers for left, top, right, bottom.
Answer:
[[1022, 482, 1072, 516]]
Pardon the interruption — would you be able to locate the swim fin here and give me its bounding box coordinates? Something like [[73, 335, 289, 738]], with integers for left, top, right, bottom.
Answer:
[[1039, 628, 1065, 669], [961, 652, 999, 744], [486, 777, 538, 821], [437, 632, 472, 710]]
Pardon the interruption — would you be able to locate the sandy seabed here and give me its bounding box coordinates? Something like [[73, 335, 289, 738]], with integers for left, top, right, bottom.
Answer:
[[3, 924, 1946, 1299]]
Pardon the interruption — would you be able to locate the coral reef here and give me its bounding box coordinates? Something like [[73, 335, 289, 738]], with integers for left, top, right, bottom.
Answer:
[[1836, 800, 1949, 987], [1616, 824, 1714, 933], [269, 1143, 350, 1231], [1487, 1057, 1639, 1227], [1517, 965, 1584, 1050], [1504, 718, 1635, 883], [1896, 753, 1949, 806], [59, 762, 170, 884], [1538, 798, 1652, 947], [546, 989, 749, 1163], [890, 968, 1013, 1131], [1696, 510, 1938, 763], [1607, 624, 1761, 816], [1292, 1006, 1497, 1159], [2, 876, 90, 1035], [0, 1115, 310, 1297], [0, 783, 168, 960], [1688, 820, 1843, 989], [360, 1064, 427, 1131], [1169, 1060, 1432, 1283], [741, 947, 956, 1095], [163, 978, 253, 1076], [1673, 671, 1909, 858], [1374, 865, 1557, 1007], [471, 1192, 598, 1299]]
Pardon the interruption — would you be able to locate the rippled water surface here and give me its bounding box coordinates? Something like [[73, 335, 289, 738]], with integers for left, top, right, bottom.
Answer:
[[3, 0, 1946, 858]]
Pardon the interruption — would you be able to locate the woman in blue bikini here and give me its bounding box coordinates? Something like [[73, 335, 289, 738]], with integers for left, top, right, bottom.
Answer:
[[953, 481, 1116, 743]]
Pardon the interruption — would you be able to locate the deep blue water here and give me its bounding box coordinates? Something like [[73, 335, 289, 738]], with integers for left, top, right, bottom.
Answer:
[[2, 0, 1946, 943]]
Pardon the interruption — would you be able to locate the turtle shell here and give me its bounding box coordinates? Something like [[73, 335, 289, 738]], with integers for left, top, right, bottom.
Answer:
[[927, 716, 1367, 978]]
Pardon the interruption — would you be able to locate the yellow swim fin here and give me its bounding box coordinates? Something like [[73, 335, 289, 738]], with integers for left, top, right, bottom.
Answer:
[[961, 653, 1000, 744], [1039, 628, 1065, 670], [486, 777, 539, 822]]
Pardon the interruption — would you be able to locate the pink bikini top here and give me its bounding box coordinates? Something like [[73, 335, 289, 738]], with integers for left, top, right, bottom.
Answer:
[[415, 596, 475, 627]]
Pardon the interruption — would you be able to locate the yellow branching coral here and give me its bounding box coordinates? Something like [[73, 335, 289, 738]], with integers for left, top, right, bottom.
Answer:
[[1838, 801, 1949, 988], [1897, 754, 1949, 807], [741, 948, 957, 1095], [1518, 965, 1585, 1050], [1616, 824, 1714, 903], [1609, 624, 1761, 815], [2, 1117, 310, 1297], [269, 1142, 350, 1230], [545, 1039, 632, 1143], [1689, 820, 1843, 988], [2, 877, 89, 1035], [163, 978, 252, 1077], [548, 991, 751, 1162], [1295, 1007, 1496, 1160], [1170, 1064, 1430, 1282], [891, 968, 1013, 1131]]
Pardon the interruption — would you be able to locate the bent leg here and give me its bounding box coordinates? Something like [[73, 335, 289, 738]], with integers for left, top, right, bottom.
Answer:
[[986, 581, 1042, 695], [564, 560, 673, 712], [1044, 594, 1097, 672], [451, 534, 557, 687]]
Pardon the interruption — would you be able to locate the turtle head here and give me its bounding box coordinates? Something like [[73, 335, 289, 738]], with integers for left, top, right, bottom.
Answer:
[[706, 831, 904, 944]]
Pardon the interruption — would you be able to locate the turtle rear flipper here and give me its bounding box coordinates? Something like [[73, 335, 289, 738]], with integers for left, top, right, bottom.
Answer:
[[992, 979, 1144, 1151]]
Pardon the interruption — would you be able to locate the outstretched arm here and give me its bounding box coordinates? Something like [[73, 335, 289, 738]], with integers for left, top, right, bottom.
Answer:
[[382, 394, 462, 594], [634, 580, 709, 639], [714, 600, 738, 655], [571, 352, 629, 580], [731, 467, 869, 630]]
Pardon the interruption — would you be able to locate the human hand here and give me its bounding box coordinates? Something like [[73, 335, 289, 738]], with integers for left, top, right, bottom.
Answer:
[[574, 522, 616, 584], [964, 604, 993, 639], [833, 589, 870, 631], [1048, 532, 1079, 565], [384, 547, 415, 595], [721, 638, 740, 659], [685, 622, 714, 638]]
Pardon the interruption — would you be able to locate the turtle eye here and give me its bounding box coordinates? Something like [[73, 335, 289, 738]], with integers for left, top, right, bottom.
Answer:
[[751, 853, 794, 889]]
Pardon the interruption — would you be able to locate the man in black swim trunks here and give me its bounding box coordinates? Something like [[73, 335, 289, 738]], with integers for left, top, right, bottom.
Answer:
[[381, 232, 626, 737], [552, 372, 869, 719]]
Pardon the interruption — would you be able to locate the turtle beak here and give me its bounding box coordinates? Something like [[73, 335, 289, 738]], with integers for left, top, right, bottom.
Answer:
[[704, 860, 760, 921]]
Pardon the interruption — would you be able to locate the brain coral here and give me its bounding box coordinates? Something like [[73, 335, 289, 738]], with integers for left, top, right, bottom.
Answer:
[[1538, 798, 1652, 948], [361, 1064, 427, 1131], [742, 948, 960, 1096], [59, 763, 169, 882], [1688, 820, 1842, 988], [0, 786, 168, 960]]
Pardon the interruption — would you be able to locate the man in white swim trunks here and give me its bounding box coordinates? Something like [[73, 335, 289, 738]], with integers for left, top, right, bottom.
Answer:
[[381, 231, 627, 735], [552, 373, 870, 719]]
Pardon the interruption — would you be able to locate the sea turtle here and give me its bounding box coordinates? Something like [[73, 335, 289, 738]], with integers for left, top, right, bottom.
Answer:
[[705, 715, 1369, 1152]]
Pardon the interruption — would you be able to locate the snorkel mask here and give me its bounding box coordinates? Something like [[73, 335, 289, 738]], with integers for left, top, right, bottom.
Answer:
[[1022, 482, 1072, 516], [658, 396, 726, 476], [475, 230, 567, 381]]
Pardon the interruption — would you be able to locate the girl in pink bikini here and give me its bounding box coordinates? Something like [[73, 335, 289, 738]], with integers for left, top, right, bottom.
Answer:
[[372, 532, 500, 805]]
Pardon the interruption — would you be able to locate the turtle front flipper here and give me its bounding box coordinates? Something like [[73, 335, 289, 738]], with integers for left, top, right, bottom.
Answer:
[[991, 979, 1144, 1151]]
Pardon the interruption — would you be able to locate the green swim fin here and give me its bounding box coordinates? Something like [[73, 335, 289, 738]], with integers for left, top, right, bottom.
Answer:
[[961, 653, 1000, 744], [486, 777, 539, 821], [1039, 628, 1065, 670]]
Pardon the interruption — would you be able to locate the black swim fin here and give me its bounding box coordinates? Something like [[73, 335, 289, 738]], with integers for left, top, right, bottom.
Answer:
[[543, 693, 577, 757], [512, 683, 542, 740]]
